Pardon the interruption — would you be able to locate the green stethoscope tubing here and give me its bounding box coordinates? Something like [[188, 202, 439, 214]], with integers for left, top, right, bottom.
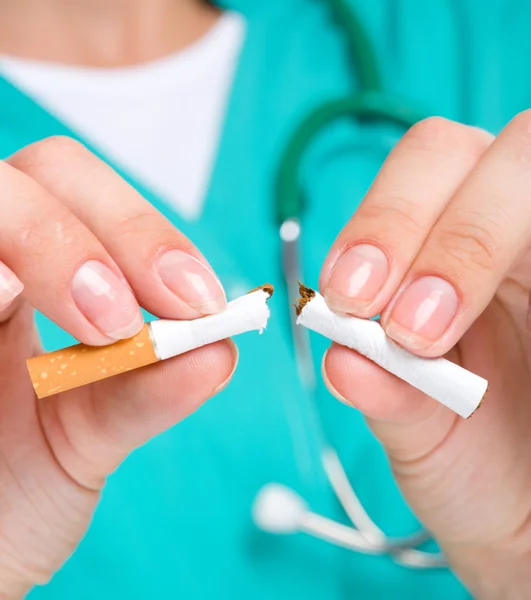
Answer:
[[276, 92, 429, 224], [268, 0, 445, 569], [325, 0, 382, 91], [275, 0, 429, 225]]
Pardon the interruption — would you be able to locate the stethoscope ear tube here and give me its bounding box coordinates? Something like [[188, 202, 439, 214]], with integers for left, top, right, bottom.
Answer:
[[272, 86, 457, 568], [320, 447, 447, 568], [275, 227, 446, 568], [253, 478, 446, 567], [279, 219, 316, 390], [271, 0, 437, 568]]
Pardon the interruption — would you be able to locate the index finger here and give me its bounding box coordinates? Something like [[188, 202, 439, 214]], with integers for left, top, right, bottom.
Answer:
[[8, 137, 226, 321], [0, 161, 143, 345], [320, 118, 493, 318]]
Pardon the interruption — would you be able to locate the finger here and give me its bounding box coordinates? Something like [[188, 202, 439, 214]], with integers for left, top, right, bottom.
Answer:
[[323, 342, 457, 463], [0, 160, 143, 345], [323, 318, 528, 549], [320, 118, 493, 317], [38, 340, 237, 490], [8, 137, 226, 320], [381, 110, 531, 356], [0, 262, 24, 323]]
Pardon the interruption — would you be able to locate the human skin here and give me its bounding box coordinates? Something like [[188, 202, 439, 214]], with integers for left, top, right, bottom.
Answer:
[[322, 116, 531, 598], [0, 0, 530, 598], [0, 2, 237, 598]]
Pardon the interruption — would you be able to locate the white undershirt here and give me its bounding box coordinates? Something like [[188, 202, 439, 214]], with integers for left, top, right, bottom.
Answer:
[[0, 12, 245, 220]]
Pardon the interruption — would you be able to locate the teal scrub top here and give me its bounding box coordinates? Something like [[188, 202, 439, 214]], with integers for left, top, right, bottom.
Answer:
[[1, 0, 529, 597]]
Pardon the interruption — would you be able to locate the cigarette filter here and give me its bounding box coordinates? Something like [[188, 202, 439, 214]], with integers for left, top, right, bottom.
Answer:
[[28, 284, 274, 399], [295, 284, 487, 418]]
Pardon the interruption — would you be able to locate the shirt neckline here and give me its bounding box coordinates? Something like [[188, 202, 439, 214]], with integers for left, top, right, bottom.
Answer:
[[0, 11, 244, 91]]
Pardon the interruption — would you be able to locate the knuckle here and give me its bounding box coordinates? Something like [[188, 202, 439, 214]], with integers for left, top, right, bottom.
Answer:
[[409, 116, 453, 139], [359, 193, 425, 236], [504, 110, 531, 161], [114, 211, 168, 238], [406, 116, 490, 156], [112, 211, 177, 259], [436, 216, 503, 271], [10, 136, 86, 171], [407, 116, 455, 148], [17, 206, 79, 267], [36, 135, 83, 153], [507, 109, 531, 139], [496, 110, 531, 166]]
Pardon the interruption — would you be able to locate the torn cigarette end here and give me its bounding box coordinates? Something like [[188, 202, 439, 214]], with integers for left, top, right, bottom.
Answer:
[[28, 284, 272, 399], [467, 385, 488, 418], [295, 284, 488, 419], [248, 283, 275, 297], [295, 282, 316, 316]]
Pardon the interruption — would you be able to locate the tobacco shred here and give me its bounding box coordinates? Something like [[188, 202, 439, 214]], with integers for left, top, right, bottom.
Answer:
[[295, 283, 316, 316], [248, 283, 275, 298], [468, 385, 488, 418]]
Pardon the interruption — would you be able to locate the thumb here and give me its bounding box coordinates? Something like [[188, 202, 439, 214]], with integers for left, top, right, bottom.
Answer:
[[322, 342, 477, 547], [322, 342, 457, 476], [38, 339, 238, 491]]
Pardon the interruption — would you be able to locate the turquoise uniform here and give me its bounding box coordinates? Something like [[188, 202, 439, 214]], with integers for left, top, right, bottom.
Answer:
[[1, 1, 529, 597]]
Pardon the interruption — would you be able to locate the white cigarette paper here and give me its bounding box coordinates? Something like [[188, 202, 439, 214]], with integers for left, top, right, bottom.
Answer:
[[151, 286, 272, 360], [295, 286, 487, 418], [28, 285, 273, 399]]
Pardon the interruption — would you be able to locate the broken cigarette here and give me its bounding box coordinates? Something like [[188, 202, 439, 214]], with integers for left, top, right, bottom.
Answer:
[[295, 284, 487, 418], [28, 284, 274, 399]]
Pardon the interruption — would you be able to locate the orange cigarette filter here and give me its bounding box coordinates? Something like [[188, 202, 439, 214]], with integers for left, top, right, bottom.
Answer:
[[28, 324, 158, 399]]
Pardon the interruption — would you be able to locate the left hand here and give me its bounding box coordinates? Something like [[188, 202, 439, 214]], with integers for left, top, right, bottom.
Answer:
[[320, 114, 531, 599]]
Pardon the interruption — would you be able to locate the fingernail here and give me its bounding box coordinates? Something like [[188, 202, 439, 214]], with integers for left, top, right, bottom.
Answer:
[[71, 260, 143, 340], [157, 250, 226, 315], [0, 264, 23, 309], [325, 245, 388, 313], [321, 350, 348, 403], [212, 340, 239, 395], [386, 276, 458, 349]]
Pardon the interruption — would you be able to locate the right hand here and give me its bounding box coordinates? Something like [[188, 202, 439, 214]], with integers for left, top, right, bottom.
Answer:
[[0, 137, 236, 599], [320, 115, 531, 598]]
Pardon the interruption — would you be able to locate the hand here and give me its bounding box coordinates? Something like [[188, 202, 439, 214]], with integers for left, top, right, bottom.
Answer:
[[0, 137, 236, 599], [320, 115, 531, 599]]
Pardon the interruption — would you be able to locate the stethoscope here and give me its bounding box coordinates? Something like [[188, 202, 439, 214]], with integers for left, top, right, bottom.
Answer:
[[251, 0, 446, 569]]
